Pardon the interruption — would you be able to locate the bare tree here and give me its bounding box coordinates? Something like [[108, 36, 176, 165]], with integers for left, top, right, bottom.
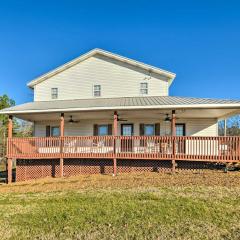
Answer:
[[218, 115, 240, 136]]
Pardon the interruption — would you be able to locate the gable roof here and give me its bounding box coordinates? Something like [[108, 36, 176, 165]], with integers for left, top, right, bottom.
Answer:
[[27, 48, 176, 88], [1, 96, 240, 115]]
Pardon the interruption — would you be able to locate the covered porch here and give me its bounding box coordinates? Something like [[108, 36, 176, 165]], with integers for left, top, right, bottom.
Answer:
[[5, 107, 240, 183], [2, 96, 240, 182]]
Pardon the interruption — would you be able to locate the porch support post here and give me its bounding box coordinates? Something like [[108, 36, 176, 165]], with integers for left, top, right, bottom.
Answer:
[[8, 115, 13, 138], [60, 158, 64, 177], [171, 110, 176, 136], [113, 111, 118, 176], [171, 110, 176, 173], [224, 118, 227, 136], [113, 111, 118, 136], [7, 115, 13, 184], [7, 158, 12, 184], [60, 113, 64, 177], [60, 113, 64, 137]]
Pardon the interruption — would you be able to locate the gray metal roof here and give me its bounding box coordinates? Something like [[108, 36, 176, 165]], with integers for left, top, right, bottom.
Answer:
[[1, 96, 240, 114]]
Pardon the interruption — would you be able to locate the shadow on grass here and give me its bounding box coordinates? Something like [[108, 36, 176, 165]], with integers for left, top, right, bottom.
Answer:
[[0, 168, 16, 183]]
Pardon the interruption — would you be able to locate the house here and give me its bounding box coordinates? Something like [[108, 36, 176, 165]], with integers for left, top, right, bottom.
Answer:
[[1, 48, 240, 183]]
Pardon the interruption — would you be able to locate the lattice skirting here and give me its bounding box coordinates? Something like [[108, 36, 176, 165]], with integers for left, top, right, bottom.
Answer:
[[15, 159, 224, 182]]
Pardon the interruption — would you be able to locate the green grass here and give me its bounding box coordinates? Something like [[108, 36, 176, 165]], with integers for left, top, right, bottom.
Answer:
[[0, 172, 240, 239]]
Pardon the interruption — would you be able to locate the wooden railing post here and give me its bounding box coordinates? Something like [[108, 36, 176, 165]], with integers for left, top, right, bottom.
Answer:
[[113, 111, 118, 176], [7, 158, 12, 184], [171, 110, 176, 137], [8, 115, 13, 139], [7, 115, 13, 184], [60, 113, 64, 177], [60, 113, 64, 137], [171, 110, 176, 173]]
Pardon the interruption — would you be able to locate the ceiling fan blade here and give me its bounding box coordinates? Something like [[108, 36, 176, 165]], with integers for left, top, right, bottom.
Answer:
[[118, 119, 128, 122], [68, 115, 80, 123]]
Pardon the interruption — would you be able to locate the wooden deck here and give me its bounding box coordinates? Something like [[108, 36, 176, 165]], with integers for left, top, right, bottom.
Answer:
[[7, 136, 240, 163]]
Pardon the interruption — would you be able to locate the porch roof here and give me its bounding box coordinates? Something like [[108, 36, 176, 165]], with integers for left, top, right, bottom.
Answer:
[[1, 96, 240, 115]]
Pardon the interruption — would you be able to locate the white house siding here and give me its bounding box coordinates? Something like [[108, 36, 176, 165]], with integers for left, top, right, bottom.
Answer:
[[34, 54, 169, 101], [34, 118, 218, 137]]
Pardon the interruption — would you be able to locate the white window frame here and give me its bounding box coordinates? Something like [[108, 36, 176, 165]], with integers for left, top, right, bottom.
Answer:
[[140, 82, 148, 95], [93, 85, 101, 97], [51, 88, 58, 99]]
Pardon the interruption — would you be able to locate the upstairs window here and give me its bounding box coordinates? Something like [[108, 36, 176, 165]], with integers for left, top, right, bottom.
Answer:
[[93, 85, 101, 97], [51, 88, 58, 99], [140, 83, 148, 95]]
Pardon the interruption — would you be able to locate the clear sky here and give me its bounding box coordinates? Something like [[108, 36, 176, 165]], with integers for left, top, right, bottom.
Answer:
[[0, 0, 240, 104]]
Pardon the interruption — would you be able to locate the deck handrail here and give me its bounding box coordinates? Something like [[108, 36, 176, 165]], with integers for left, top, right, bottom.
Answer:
[[6, 135, 240, 162]]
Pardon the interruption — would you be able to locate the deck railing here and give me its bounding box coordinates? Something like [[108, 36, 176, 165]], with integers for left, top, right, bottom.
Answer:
[[7, 136, 240, 162]]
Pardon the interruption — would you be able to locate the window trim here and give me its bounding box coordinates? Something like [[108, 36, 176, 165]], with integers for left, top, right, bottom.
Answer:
[[51, 88, 58, 99], [140, 82, 148, 95], [93, 84, 101, 97]]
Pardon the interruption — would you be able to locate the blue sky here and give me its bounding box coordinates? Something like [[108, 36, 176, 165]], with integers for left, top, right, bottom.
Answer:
[[0, 0, 240, 104]]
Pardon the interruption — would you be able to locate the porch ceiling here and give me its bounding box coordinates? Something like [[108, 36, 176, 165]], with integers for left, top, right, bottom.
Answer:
[[10, 108, 239, 122]]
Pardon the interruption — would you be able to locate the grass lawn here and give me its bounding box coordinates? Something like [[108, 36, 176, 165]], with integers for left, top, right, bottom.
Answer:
[[0, 171, 240, 240]]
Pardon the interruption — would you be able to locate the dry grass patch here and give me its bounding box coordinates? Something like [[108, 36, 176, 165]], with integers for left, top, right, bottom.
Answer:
[[1, 170, 240, 194], [0, 171, 240, 240]]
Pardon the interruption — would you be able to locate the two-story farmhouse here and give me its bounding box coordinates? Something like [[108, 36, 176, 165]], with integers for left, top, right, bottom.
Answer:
[[1, 49, 240, 182]]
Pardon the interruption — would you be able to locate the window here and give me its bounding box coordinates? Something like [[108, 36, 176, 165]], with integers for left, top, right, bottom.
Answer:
[[144, 124, 155, 136], [93, 85, 101, 97], [51, 88, 58, 99], [98, 125, 108, 136], [121, 124, 134, 136], [51, 126, 60, 137], [140, 83, 148, 95], [176, 124, 185, 136]]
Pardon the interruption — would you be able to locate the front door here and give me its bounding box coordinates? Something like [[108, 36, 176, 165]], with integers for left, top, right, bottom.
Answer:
[[121, 124, 134, 152]]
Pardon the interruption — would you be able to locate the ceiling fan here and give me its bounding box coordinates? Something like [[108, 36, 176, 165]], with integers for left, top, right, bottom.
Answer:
[[107, 114, 128, 122], [159, 113, 179, 122], [117, 114, 128, 122], [164, 114, 171, 122], [68, 115, 79, 124]]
